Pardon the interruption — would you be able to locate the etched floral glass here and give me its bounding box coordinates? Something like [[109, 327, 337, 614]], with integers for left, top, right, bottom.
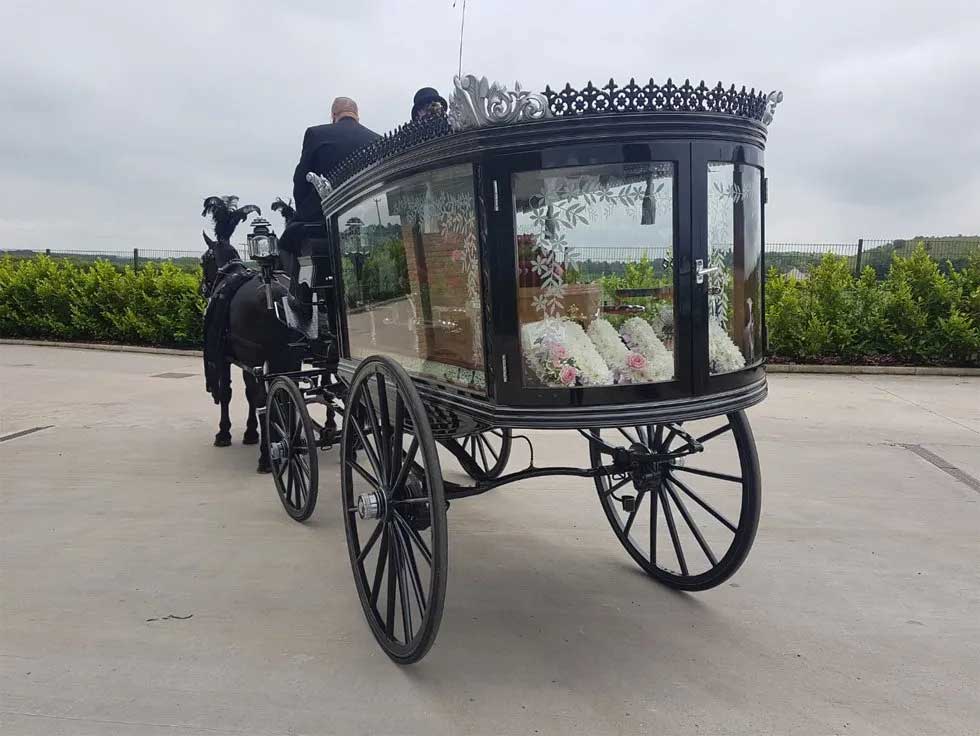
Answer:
[[513, 162, 676, 388], [706, 163, 763, 374], [338, 164, 485, 391]]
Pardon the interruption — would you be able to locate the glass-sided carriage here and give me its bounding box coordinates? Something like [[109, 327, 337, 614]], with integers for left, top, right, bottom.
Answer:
[[255, 74, 783, 663]]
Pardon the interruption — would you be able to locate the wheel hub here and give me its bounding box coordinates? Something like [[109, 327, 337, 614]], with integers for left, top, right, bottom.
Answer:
[[357, 491, 385, 520], [269, 440, 289, 461]]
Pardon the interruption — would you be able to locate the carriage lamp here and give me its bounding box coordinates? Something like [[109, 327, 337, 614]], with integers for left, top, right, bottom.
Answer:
[[247, 218, 279, 310], [246, 218, 279, 260]]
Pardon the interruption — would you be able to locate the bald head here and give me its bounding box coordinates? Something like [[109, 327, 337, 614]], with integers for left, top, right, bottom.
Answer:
[[331, 97, 359, 123]]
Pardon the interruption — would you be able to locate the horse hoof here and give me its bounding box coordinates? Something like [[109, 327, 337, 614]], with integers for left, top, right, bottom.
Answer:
[[242, 432, 259, 446], [214, 434, 232, 448], [256, 462, 272, 474]]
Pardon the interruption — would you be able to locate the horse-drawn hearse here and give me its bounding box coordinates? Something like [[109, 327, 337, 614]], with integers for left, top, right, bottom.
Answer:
[[204, 73, 783, 663]]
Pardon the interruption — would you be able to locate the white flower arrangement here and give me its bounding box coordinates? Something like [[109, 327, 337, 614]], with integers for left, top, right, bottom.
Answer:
[[522, 318, 613, 387], [619, 317, 675, 381], [587, 318, 670, 384], [708, 319, 746, 374]]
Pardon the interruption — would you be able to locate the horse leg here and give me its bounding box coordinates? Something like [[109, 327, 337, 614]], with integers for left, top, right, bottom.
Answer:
[[214, 361, 233, 447], [242, 369, 260, 445], [253, 376, 271, 474]]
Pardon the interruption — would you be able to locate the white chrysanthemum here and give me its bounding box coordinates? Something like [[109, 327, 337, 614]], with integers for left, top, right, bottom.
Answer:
[[619, 317, 674, 381], [521, 319, 613, 387], [708, 319, 746, 374]]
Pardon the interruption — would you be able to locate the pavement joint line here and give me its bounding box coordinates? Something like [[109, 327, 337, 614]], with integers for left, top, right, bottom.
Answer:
[[0, 425, 53, 443], [898, 443, 980, 494], [852, 375, 980, 438]]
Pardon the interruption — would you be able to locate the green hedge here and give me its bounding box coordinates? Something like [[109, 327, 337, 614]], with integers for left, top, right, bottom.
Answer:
[[2, 247, 979, 365], [0, 256, 204, 348], [767, 246, 980, 365]]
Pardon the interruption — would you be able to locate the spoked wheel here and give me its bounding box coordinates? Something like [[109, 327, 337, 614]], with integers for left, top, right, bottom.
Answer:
[[440, 428, 513, 481], [590, 411, 761, 591], [266, 377, 319, 522], [341, 356, 447, 664]]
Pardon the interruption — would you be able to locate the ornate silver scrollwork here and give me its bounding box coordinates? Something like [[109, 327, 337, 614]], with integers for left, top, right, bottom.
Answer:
[[306, 172, 333, 201], [449, 74, 553, 131], [762, 90, 784, 126]]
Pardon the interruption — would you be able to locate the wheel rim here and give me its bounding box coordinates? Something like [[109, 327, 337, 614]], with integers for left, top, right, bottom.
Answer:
[[591, 412, 760, 590], [268, 380, 317, 520], [341, 361, 446, 662]]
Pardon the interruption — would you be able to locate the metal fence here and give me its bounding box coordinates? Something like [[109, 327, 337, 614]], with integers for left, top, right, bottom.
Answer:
[[3, 238, 979, 279]]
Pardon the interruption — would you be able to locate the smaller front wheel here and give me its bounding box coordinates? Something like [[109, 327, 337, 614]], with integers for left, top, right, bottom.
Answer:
[[266, 377, 319, 522], [440, 428, 513, 481]]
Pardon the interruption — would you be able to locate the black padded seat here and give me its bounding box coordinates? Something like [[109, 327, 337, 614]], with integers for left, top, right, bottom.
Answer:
[[277, 221, 332, 307]]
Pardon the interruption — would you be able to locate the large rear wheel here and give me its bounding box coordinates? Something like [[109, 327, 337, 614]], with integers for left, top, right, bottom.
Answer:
[[341, 356, 448, 664], [590, 411, 761, 591]]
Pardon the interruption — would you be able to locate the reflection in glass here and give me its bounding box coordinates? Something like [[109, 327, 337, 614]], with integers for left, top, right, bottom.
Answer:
[[513, 162, 676, 388], [339, 164, 485, 390], [706, 163, 763, 373]]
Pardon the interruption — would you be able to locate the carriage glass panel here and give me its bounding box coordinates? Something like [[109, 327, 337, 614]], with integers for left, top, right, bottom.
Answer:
[[512, 161, 677, 389], [706, 163, 763, 374], [338, 164, 485, 391]]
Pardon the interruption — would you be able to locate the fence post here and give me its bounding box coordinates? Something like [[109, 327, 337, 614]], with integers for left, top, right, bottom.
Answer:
[[45, 248, 51, 256], [133, 248, 139, 271], [854, 238, 864, 276]]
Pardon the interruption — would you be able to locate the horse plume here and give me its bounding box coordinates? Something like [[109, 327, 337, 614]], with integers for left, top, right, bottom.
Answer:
[[271, 197, 295, 224], [202, 195, 261, 241]]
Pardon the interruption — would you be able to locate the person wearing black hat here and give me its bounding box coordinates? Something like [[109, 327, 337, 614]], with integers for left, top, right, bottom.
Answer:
[[411, 87, 448, 122]]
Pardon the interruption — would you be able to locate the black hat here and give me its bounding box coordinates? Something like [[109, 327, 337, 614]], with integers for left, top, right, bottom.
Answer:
[[411, 87, 448, 120]]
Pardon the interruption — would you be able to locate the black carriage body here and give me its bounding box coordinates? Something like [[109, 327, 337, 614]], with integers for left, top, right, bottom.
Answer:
[[318, 89, 775, 435]]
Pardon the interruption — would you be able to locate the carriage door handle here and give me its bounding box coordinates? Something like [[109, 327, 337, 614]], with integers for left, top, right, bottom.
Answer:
[[695, 259, 719, 285]]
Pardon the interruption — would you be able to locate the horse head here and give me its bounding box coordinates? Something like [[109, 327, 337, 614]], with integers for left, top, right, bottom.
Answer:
[[200, 232, 220, 298]]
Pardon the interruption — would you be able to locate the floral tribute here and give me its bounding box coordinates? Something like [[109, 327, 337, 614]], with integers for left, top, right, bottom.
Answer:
[[587, 318, 672, 384], [521, 319, 613, 387], [619, 317, 675, 380], [708, 319, 746, 374]]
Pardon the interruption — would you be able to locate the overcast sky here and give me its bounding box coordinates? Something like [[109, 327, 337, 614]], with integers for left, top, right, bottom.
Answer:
[[1, 0, 978, 253]]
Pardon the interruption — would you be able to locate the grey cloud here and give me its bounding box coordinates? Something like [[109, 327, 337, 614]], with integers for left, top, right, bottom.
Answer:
[[1, 0, 978, 253]]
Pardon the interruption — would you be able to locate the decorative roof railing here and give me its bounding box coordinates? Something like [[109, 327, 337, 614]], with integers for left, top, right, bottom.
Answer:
[[320, 73, 783, 194]]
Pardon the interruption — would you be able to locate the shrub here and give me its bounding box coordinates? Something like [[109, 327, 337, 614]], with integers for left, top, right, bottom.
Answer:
[[765, 245, 980, 366], [0, 255, 204, 348]]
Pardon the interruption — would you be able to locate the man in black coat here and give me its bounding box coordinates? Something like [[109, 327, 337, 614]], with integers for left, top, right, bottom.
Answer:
[[291, 97, 380, 223]]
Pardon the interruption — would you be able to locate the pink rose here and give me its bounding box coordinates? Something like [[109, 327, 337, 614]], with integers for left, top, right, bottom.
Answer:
[[627, 352, 647, 371], [550, 344, 569, 363], [559, 365, 578, 385], [451, 249, 464, 262]]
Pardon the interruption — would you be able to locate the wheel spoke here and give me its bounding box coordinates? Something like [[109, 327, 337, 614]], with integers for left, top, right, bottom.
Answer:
[[666, 474, 737, 533], [350, 460, 382, 492], [658, 485, 688, 575], [483, 434, 500, 462], [650, 482, 658, 564], [385, 536, 397, 638], [662, 426, 678, 452], [369, 529, 389, 610], [390, 438, 419, 495], [664, 481, 717, 566], [362, 382, 388, 485], [475, 435, 490, 470], [393, 510, 432, 565], [394, 522, 427, 612], [652, 424, 663, 450], [357, 520, 385, 563], [622, 488, 646, 538], [375, 373, 392, 486], [392, 523, 413, 642], [696, 423, 732, 445], [352, 417, 385, 486], [600, 475, 631, 498], [285, 461, 295, 507], [390, 393, 406, 480], [673, 465, 742, 484], [617, 427, 639, 445]]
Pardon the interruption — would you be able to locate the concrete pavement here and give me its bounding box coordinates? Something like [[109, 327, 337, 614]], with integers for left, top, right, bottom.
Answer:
[[1, 345, 978, 735]]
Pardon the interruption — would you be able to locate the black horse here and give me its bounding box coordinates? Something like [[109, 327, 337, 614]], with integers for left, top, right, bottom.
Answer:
[[200, 196, 299, 472]]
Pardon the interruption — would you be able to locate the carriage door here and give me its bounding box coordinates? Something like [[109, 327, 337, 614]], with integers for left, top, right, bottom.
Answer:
[[691, 142, 766, 395], [482, 141, 696, 406]]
